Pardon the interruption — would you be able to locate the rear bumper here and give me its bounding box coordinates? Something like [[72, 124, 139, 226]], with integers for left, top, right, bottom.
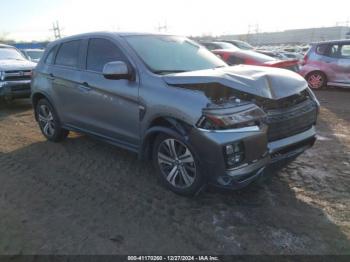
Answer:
[[0, 80, 31, 99], [192, 125, 316, 189]]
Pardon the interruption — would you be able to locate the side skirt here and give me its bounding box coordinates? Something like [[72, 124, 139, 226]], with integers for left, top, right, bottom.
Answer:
[[62, 124, 139, 154]]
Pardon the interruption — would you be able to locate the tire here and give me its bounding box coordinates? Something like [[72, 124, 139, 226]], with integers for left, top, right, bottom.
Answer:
[[152, 133, 205, 196], [36, 99, 69, 142], [306, 71, 327, 89]]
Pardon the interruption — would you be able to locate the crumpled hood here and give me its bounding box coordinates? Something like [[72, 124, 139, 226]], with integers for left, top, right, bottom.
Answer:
[[163, 65, 307, 100], [0, 59, 36, 71]]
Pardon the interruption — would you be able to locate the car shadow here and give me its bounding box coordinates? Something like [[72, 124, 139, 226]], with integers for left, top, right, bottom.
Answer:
[[0, 131, 349, 255], [0, 99, 32, 120]]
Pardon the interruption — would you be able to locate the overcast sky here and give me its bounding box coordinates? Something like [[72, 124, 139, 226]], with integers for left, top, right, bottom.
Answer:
[[1, 0, 349, 41]]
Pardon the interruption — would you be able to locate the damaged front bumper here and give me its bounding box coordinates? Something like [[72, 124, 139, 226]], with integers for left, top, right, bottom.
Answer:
[[0, 80, 31, 100], [191, 125, 316, 190]]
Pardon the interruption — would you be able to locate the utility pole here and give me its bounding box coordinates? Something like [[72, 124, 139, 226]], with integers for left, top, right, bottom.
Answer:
[[156, 21, 168, 32], [51, 21, 61, 39], [247, 24, 260, 45]]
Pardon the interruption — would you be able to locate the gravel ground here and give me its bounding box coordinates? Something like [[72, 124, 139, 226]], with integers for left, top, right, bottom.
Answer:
[[0, 90, 349, 255]]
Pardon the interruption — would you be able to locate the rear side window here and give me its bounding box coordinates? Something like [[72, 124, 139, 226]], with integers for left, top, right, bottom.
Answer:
[[86, 38, 125, 72], [329, 44, 340, 57], [316, 44, 329, 55], [45, 45, 58, 64], [340, 44, 350, 58], [55, 40, 81, 68]]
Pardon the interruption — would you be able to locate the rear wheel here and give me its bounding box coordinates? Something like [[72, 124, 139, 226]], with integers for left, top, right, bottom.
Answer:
[[36, 99, 69, 142], [306, 71, 326, 89], [152, 133, 205, 196]]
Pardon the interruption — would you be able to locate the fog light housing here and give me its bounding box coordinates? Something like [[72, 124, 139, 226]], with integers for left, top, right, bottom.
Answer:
[[224, 142, 245, 169]]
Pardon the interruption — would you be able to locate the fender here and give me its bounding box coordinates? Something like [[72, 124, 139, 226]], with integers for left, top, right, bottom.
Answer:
[[31, 91, 58, 121], [139, 119, 192, 160]]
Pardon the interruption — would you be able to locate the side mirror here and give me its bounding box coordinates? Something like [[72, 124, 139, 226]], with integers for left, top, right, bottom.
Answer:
[[102, 61, 131, 80]]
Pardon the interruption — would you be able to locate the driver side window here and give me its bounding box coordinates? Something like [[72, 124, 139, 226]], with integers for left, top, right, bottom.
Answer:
[[86, 38, 125, 72]]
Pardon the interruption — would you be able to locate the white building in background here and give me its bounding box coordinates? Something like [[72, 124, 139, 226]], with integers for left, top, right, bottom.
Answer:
[[220, 26, 350, 45]]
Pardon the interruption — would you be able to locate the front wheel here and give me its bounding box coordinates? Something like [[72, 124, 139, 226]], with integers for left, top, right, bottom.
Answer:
[[36, 99, 69, 142], [152, 133, 205, 196]]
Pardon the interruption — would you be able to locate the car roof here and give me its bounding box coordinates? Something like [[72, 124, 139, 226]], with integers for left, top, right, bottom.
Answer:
[[46, 31, 178, 48], [53, 31, 173, 41]]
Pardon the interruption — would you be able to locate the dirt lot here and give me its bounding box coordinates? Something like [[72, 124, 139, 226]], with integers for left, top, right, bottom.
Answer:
[[0, 90, 349, 255]]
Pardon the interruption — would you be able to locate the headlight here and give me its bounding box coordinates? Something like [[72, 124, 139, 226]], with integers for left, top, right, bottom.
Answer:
[[0, 71, 5, 81], [307, 87, 320, 107], [197, 103, 266, 130]]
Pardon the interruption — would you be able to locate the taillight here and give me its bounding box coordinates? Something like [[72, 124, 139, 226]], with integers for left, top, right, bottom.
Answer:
[[301, 54, 309, 66]]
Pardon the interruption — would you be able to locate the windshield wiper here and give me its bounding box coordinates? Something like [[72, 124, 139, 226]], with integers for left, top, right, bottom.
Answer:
[[153, 70, 187, 75]]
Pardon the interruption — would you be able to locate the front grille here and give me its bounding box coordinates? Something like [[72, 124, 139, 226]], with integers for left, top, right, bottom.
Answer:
[[266, 99, 317, 142], [4, 70, 32, 81], [11, 84, 30, 92]]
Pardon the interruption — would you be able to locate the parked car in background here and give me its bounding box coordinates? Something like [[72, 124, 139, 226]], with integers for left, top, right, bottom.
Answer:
[[218, 39, 254, 50], [0, 44, 36, 101], [256, 49, 289, 60], [21, 49, 44, 63], [200, 41, 238, 51], [280, 51, 304, 61], [31, 32, 318, 195], [213, 49, 300, 72], [300, 40, 350, 89], [282, 46, 302, 54]]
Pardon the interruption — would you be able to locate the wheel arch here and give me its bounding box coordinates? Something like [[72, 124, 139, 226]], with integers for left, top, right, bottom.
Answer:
[[139, 116, 194, 160], [31, 92, 57, 121]]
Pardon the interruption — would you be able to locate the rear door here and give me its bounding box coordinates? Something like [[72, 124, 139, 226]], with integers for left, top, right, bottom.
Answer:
[[50, 39, 85, 124], [336, 43, 350, 84], [76, 37, 140, 147]]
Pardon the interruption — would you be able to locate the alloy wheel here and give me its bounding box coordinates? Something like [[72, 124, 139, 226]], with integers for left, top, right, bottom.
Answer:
[[308, 73, 324, 89], [38, 104, 55, 137], [157, 138, 196, 188]]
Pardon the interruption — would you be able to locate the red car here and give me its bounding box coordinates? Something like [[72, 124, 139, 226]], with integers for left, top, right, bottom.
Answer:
[[213, 49, 300, 72]]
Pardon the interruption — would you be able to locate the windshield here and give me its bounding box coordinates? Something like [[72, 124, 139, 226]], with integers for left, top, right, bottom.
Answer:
[[235, 41, 253, 50], [26, 50, 44, 60], [0, 48, 26, 61], [214, 42, 238, 50], [124, 35, 227, 74]]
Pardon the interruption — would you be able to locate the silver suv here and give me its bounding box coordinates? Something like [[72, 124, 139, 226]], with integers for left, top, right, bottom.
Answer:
[[31, 32, 319, 195], [0, 44, 36, 101]]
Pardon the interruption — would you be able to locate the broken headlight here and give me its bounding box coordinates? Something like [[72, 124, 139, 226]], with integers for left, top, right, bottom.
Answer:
[[197, 103, 266, 130]]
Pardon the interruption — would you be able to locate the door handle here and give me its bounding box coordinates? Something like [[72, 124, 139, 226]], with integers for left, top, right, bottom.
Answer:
[[48, 73, 55, 80], [78, 82, 92, 91]]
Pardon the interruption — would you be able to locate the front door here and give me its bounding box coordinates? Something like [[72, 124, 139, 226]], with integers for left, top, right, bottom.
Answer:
[[74, 38, 140, 148]]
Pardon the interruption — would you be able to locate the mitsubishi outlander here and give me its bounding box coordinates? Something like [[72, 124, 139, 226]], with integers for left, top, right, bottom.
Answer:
[[31, 32, 319, 195]]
